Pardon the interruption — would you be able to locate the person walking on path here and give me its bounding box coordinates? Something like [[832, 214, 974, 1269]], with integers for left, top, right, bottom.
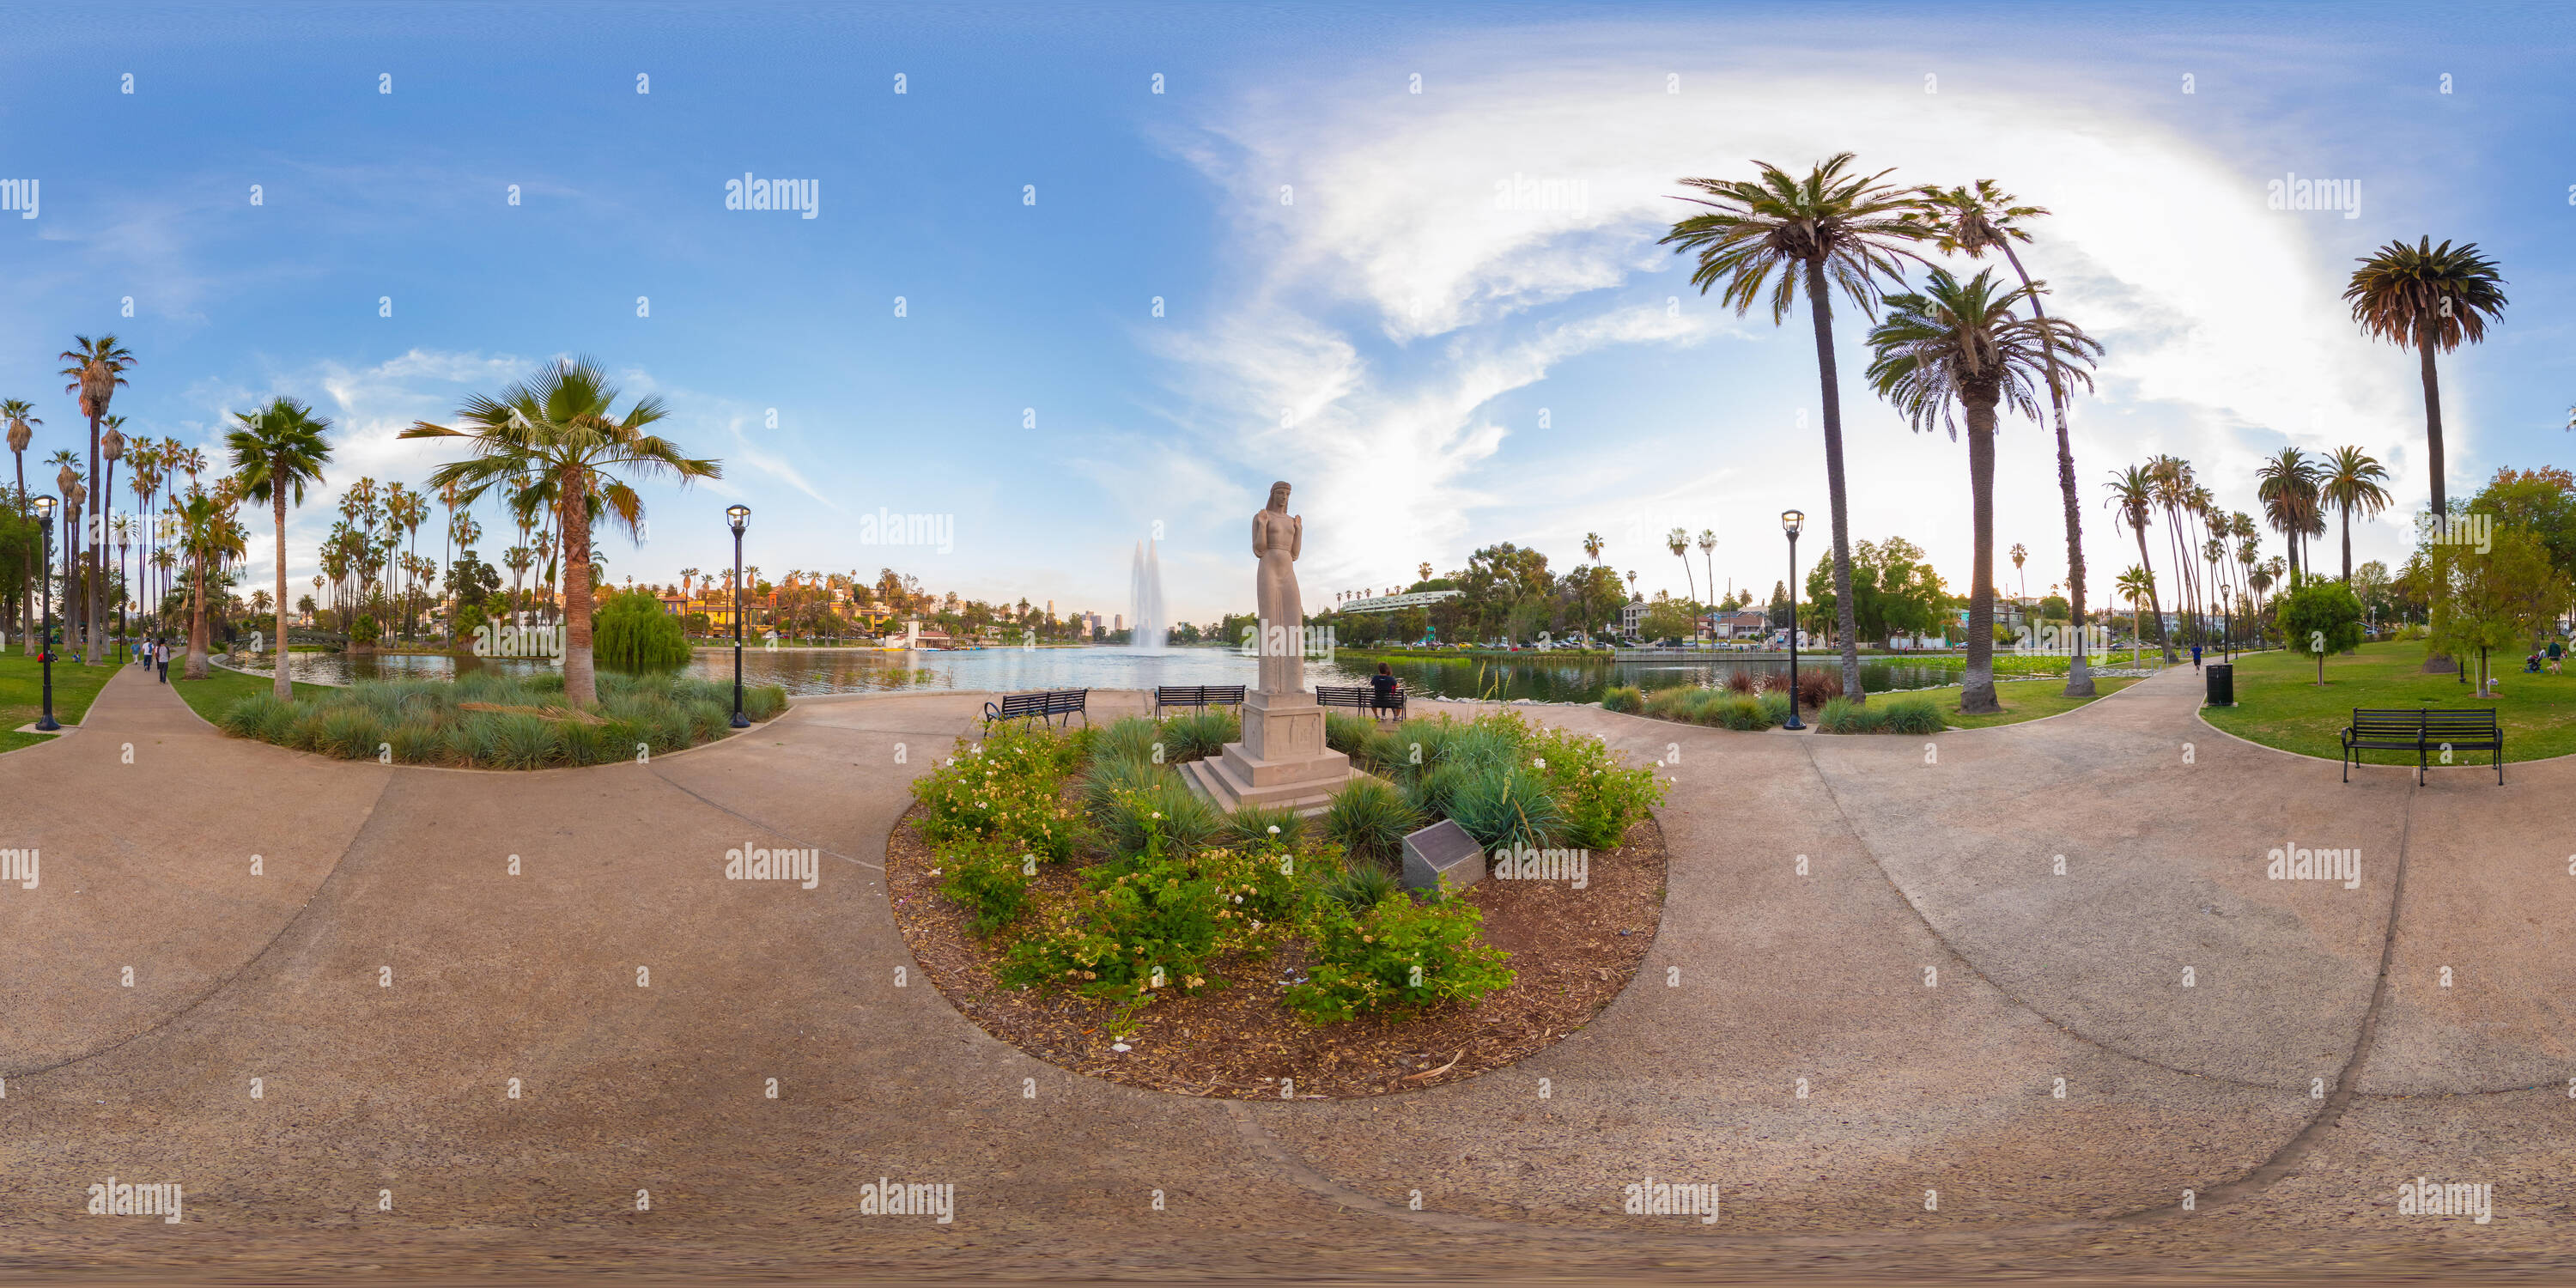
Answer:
[[2190, 641, 2202, 671]]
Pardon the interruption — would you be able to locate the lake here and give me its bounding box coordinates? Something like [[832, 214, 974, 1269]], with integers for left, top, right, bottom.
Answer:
[[225, 645, 1978, 703]]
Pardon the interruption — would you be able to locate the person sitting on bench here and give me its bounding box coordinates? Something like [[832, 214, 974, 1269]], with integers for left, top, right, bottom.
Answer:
[[1370, 662, 1400, 717]]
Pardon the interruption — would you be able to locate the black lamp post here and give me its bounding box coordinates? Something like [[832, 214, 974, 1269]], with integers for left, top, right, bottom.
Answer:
[[33, 495, 59, 731], [1782, 508, 1805, 731], [727, 504, 750, 728]]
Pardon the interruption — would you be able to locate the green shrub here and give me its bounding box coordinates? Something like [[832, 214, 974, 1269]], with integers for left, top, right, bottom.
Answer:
[[1881, 697, 1944, 734], [349, 613, 380, 646], [1756, 692, 1793, 726], [996, 838, 1291, 1015], [1226, 803, 1306, 849], [913, 726, 1088, 860], [1355, 728, 1409, 775], [939, 841, 1034, 936], [1601, 685, 1644, 714], [1316, 861, 1401, 914], [1325, 777, 1418, 865], [1391, 717, 1461, 773], [1091, 716, 1161, 768], [316, 707, 385, 760], [220, 693, 295, 741], [1285, 890, 1515, 1024], [1446, 762, 1564, 850], [1324, 711, 1376, 756], [1098, 777, 1224, 857], [1402, 761, 1473, 823], [488, 713, 558, 769], [1818, 696, 1884, 733], [1161, 708, 1239, 762], [591, 589, 690, 671], [1083, 753, 1165, 818], [388, 719, 444, 764], [741, 684, 787, 720], [1528, 724, 1665, 849]]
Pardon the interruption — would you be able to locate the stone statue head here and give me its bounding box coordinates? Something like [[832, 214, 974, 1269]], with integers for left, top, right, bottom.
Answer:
[[1267, 481, 1291, 512]]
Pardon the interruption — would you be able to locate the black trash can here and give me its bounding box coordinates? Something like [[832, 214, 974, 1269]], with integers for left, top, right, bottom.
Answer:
[[2205, 662, 2233, 708]]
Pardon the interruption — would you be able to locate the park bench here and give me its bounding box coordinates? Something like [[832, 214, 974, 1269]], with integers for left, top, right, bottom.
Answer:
[[983, 688, 1090, 729], [2340, 707, 2502, 785], [1152, 684, 1247, 714], [1315, 683, 1406, 719]]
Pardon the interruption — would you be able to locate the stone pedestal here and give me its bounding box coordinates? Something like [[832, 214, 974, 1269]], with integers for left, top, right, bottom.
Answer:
[[1181, 690, 1358, 815]]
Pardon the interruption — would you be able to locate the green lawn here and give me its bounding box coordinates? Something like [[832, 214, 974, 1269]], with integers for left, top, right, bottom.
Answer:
[[0, 653, 124, 754], [169, 665, 332, 726], [1917, 674, 2142, 729], [2200, 640, 2576, 764]]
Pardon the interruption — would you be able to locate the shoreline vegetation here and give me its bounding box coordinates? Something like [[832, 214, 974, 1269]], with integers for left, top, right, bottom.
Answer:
[[198, 669, 787, 768]]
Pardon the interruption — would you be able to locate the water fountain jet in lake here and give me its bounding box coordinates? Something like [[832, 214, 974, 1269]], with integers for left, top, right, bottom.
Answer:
[[1129, 538, 1167, 649]]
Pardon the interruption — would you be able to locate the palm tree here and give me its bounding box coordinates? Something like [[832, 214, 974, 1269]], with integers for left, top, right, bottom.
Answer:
[[4, 399, 38, 653], [174, 487, 246, 680], [2346, 238, 2505, 674], [2343, 238, 2506, 523], [2008, 542, 2027, 602], [1664, 153, 1930, 702], [1696, 529, 1717, 607], [2115, 566, 2156, 665], [402, 358, 721, 706], [1866, 267, 2101, 713], [48, 450, 83, 654], [2257, 447, 2322, 584], [1583, 532, 1603, 565], [1666, 526, 1695, 605], [58, 336, 135, 663], [2104, 465, 2172, 661], [228, 397, 335, 702], [1907, 179, 2099, 696], [2319, 446, 2392, 585]]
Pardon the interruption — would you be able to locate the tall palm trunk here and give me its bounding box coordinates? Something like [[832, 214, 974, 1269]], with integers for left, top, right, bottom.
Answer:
[[1805, 259, 1865, 702], [13, 455, 29, 655], [1960, 397, 2002, 714], [272, 491, 292, 702], [2413, 315, 2457, 671], [2339, 501, 2354, 583], [185, 548, 209, 680], [1996, 242, 2095, 696], [560, 465, 598, 705], [2132, 520, 2168, 663], [83, 413, 103, 664]]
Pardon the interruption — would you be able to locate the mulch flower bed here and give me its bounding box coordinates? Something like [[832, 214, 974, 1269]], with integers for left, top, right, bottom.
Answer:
[[885, 801, 1668, 1099]]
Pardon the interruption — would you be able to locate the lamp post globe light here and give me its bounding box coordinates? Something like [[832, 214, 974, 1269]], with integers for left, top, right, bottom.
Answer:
[[1781, 508, 1805, 732], [727, 504, 751, 728], [33, 495, 59, 731]]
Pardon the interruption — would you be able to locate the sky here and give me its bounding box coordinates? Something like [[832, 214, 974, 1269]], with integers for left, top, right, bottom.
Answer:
[[2, 0, 2572, 625]]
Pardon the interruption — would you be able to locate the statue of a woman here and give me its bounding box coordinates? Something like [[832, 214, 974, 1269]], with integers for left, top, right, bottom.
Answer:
[[1252, 481, 1303, 694]]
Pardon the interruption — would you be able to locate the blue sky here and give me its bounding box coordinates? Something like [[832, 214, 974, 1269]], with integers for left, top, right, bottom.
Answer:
[[2, 1, 2571, 624]]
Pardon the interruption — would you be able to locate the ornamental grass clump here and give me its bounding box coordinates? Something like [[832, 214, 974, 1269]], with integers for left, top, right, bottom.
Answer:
[[1160, 708, 1239, 762], [1325, 777, 1418, 867]]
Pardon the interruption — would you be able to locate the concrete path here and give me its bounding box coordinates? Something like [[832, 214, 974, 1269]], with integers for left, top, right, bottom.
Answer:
[[0, 665, 2567, 1279]]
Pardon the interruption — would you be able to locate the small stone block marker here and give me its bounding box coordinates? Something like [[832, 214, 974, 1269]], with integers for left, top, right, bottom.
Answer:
[[1400, 819, 1485, 892]]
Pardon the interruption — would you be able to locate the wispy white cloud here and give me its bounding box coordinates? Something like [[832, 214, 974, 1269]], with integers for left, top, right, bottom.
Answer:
[[1154, 37, 2426, 606]]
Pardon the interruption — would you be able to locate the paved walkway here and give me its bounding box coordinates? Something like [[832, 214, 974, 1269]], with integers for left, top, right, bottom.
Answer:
[[0, 666, 2567, 1279]]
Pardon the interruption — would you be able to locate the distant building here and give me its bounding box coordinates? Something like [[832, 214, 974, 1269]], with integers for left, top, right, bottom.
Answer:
[[1708, 610, 1768, 639], [1619, 598, 1647, 635]]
